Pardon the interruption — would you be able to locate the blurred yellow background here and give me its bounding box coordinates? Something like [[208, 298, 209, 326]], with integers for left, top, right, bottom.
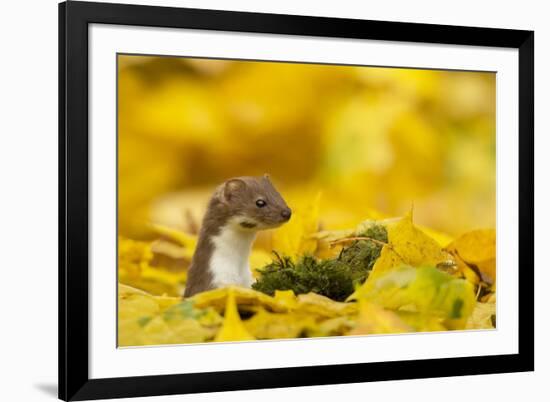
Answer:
[[118, 55, 495, 240]]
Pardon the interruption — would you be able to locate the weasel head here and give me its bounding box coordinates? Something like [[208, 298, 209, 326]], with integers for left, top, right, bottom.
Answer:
[[217, 174, 292, 231]]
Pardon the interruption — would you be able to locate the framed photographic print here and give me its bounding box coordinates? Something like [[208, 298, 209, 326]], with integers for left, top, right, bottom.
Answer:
[[59, 1, 534, 400]]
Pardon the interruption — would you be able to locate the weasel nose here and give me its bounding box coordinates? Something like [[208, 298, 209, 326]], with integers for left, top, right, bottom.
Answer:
[[281, 209, 292, 220]]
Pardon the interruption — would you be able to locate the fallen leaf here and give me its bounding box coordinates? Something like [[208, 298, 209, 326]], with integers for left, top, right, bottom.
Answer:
[[348, 299, 413, 335], [149, 223, 198, 251], [306, 316, 355, 337], [466, 301, 496, 329], [295, 292, 357, 318], [118, 286, 211, 346], [271, 192, 321, 258], [118, 237, 187, 296], [366, 211, 453, 281], [395, 311, 447, 332], [214, 289, 255, 342], [244, 308, 315, 339], [445, 229, 496, 284], [349, 265, 476, 329], [273, 290, 299, 309], [191, 286, 290, 313]]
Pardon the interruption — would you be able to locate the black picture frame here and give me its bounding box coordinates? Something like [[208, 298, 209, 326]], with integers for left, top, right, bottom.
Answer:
[[59, 1, 534, 400]]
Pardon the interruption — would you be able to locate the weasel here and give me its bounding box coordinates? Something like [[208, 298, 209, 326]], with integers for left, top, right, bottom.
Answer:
[[183, 175, 292, 297]]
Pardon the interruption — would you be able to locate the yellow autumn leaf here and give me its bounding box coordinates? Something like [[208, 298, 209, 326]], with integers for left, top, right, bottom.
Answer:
[[445, 229, 496, 284], [118, 293, 161, 323], [118, 284, 181, 311], [367, 210, 452, 281], [214, 289, 255, 342], [418, 225, 454, 247], [395, 311, 447, 332], [466, 301, 496, 329], [149, 223, 198, 251], [191, 286, 290, 313], [349, 266, 476, 329], [271, 192, 321, 258], [452, 260, 481, 286], [273, 290, 299, 310], [119, 283, 154, 297], [118, 237, 187, 296], [140, 264, 186, 293], [348, 299, 413, 335], [148, 316, 214, 345], [118, 237, 154, 275], [307, 316, 355, 337], [244, 308, 316, 339], [481, 292, 496, 304], [295, 292, 357, 319], [118, 285, 201, 346], [151, 238, 195, 261]]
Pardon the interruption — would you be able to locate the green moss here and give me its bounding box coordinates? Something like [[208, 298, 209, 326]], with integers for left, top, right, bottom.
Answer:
[[339, 224, 388, 273], [252, 225, 388, 301]]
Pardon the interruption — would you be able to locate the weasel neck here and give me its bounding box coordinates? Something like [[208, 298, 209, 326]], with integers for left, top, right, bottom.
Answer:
[[209, 223, 256, 288]]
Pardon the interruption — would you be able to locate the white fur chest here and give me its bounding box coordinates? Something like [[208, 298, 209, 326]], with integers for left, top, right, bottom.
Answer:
[[209, 223, 256, 288]]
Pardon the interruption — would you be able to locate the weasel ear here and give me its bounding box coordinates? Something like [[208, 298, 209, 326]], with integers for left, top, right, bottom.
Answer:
[[262, 173, 271, 182], [223, 179, 246, 202]]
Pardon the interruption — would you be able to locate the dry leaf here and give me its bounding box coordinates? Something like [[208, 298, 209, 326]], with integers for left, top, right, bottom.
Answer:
[[446, 229, 496, 284], [348, 299, 413, 335], [244, 309, 315, 339], [271, 192, 321, 258], [349, 265, 476, 329], [466, 301, 496, 329], [214, 289, 255, 342], [191, 286, 290, 313], [364, 211, 452, 282]]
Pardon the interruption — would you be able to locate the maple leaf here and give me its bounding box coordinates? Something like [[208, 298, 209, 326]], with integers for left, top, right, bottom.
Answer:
[[445, 229, 496, 285], [244, 309, 316, 339], [348, 299, 413, 335], [349, 266, 476, 330], [271, 192, 321, 259], [365, 210, 453, 282], [214, 289, 255, 342], [191, 286, 290, 313]]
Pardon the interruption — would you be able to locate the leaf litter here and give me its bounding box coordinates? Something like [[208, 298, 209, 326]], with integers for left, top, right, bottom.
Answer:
[[118, 201, 496, 346]]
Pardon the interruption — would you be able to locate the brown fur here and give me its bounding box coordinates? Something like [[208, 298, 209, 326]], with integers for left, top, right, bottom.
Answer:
[[183, 175, 291, 297]]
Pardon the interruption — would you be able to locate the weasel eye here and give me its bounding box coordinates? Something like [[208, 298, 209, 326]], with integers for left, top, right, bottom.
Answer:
[[256, 199, 267, 208]]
